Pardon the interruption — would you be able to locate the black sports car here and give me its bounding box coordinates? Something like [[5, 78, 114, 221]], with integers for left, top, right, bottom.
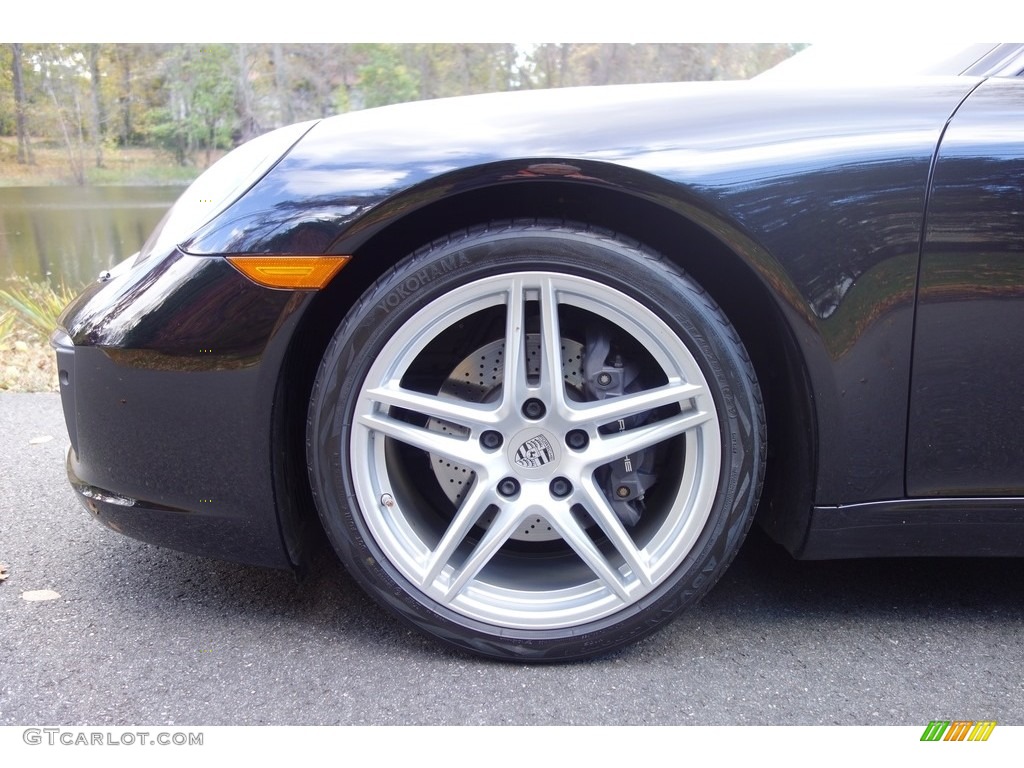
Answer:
[[53, 44, 1024, 661]]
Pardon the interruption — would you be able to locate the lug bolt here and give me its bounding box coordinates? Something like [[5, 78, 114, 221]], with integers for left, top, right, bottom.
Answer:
[[522, 398, 546, 420], [615, 486, 631, 498], [550, 477, 572, 499], [566, 430, 589, 450], [480, 430, 503, 450], [596, 372, 613, 387], [497, 477, 521, 498]]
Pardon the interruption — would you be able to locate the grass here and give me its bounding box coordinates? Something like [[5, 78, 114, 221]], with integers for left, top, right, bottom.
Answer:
[[0, 277, 78, 340], [0, 277, 81, 392], [0, 309, 14, 341]]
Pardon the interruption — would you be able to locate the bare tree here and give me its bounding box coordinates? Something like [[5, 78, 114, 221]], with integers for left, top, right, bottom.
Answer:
[[88, 44, 105, 168], [235, 44, 258, 143], [11, 44, 34, 164], [272, 43, 294, 126]]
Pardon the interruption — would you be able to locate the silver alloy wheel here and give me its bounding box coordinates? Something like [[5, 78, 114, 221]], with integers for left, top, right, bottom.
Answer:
[[350, 271, 722, 630]]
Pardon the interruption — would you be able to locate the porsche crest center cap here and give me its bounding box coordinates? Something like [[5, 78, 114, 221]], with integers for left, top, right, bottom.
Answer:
[[508, 429, 561, 477], [515, 434, 555, 468]]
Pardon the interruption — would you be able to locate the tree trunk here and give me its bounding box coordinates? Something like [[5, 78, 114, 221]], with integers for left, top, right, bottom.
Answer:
[[273, 43, 293, 126], [89, 44, 105, 168], [46, 75, 85, 185], [117, 45, 133, 145], [235, 43, 256, 142], [11, 44, 34, 164]]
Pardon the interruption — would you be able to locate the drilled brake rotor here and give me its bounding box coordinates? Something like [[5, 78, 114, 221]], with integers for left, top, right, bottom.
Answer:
[[427, 335, 584, 541]]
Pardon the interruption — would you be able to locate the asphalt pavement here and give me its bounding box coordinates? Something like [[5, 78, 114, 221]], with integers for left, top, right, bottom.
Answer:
[[2, 392, 1022, 726]]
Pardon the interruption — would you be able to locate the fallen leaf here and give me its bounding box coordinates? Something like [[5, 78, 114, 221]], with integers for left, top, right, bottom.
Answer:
[[29, 435, 53, 445], [22, 589, 60, 601]]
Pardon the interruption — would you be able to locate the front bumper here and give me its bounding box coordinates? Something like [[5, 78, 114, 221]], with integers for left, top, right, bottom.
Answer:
[[52, 250, 314, 568]]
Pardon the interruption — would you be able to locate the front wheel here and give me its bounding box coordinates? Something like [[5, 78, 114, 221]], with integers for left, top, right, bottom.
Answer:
[[307, 222, 765, 660]]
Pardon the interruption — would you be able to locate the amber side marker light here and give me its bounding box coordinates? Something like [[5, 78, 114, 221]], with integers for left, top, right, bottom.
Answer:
[[227, 255, 349, 289]]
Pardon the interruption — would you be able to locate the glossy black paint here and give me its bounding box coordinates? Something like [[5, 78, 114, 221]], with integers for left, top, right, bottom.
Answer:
[[909, 77, 1024, 496], [62, 248, 304, 354], [55, 250, 311, 567], [803, 499, 1024, 559], [55, 74, 1024, 566]]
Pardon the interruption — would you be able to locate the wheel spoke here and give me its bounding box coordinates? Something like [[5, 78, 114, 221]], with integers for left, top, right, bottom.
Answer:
[[363, 384, 499, 431], [576, 479, 654, 587], [566, 381, 705, 426], [537, 277, 567, 409], [357, 411, 482, 468], [547, 505, 631, 601], [586, 406, 713, 467], [443, 504, 525, 600], [501, 277, 530, 407], [421, 479, 495, 588]]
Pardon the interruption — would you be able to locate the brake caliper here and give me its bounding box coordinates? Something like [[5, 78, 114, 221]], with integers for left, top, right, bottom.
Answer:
[[583, 331, 657, 527]]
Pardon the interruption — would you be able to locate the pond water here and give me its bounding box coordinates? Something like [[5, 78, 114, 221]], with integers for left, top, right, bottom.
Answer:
[[0, 186, 184, 290]]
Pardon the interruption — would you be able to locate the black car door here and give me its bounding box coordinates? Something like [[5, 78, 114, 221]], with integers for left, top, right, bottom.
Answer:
[[907, 76, 1024, 496]]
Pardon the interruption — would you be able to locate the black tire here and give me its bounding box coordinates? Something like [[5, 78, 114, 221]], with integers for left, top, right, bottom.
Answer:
[[307, 221, 765, 661]]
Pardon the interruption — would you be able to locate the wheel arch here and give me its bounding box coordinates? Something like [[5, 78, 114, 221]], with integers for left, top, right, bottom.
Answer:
[[274, 166, 818, 565]]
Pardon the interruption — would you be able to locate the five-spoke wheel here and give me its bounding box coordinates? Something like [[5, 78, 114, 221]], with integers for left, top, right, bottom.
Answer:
[[307, 222, 764, 660]]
